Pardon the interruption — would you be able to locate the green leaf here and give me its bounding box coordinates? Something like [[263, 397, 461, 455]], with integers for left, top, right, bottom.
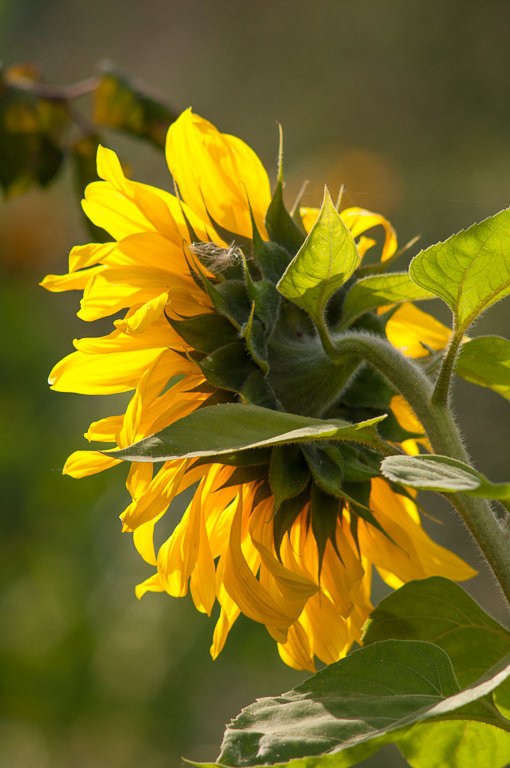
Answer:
[[381, 454, 510, 500], [201, 639, 510, 767], [363, 576, 510, 762], [277, 188, 360, 327], [93, 61, 177, 148], [340, 272, 434, 329], [410, 209, 510, 333], [105, 403, 388, 463], [0, 68, 67, 195], [364, 577, 510, 688], [456, 335, 510, 400], [397, 720, 510, 768]]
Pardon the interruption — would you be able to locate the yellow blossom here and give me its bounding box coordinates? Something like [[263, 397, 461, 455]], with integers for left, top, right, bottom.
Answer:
[[42, 108, 475, 671]]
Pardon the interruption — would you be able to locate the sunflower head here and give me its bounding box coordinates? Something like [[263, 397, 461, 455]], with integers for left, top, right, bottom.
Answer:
[[42, 109, 475, 671]]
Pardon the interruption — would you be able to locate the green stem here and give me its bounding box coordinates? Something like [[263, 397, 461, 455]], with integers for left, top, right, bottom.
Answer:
[[328, 330, 510, 607], [431, 325, 463, 407]]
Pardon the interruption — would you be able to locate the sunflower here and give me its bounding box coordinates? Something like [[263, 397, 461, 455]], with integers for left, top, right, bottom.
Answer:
[[42, 109, 475, 672]]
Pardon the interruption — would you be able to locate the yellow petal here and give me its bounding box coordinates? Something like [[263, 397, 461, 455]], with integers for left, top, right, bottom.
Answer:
[[385, 302, 451, 358], [133, 510, 164, 566], [278, 621, 316, 672], [82, 182, 154, 240], [69, 242, 115, 272], [63, 450, 120, 478], [190, 504, 216, 616], [49, 345, 177, 395], [210, 597, 240, 660], [299, 592, 349, 665], [300, 205, 397, 261], [85, 415, 123, 443], [222, 494, 293, 639], [165, 108, 270, 238], [40, 265, 104, 292], [135, 573, 165, 599], [340, 207, 397, 262]]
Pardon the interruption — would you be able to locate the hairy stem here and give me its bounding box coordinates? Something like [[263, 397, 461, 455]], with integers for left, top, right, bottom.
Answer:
[[431, 325, 463, 407], [328, 330, 510, 607]]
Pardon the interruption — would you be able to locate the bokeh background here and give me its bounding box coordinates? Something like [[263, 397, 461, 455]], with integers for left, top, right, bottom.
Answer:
[[2, 1, 510, 766]]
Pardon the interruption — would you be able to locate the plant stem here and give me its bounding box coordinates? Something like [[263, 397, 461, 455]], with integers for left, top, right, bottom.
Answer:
[[328, 330, 510, 607], [431, 325, 462, 407]]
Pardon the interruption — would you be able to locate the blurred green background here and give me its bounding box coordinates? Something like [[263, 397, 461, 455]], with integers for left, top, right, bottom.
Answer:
[[2, 1, 510, 766]]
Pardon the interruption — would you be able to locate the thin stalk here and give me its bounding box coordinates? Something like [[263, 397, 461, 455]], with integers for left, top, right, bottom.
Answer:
[[11, 76, 100, 101], [431, 325, 463, 407], [327, 330, 510, 607]]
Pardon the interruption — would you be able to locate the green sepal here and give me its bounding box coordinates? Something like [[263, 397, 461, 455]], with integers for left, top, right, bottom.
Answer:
[[197, 341, 258, 393], [192, 447, 271, 468], [378, 409, 424, 443], [456, 335, 510, 401], [244, 264, 281, 329], [343, 479, 394, 542], [196, 388, 234, 409], [302, 445, 343, 496], [341, 363, 394, 409], [277, 188, 360, 329], [269, 445, 310, 512], [191, 260, 251, 329], [272, 488, 309, 560], [218, 465, 268, 490], [381, 454, 510, 501], [249, 205, 292, 283], [166, 312, 239, 354], [251, 479, 273, 509], [311, 483, 342, 574], [264, 133, 305, 254], [241, 305, 268, 372], [239, 371, 278, 409], [266, 304, 360, 417], [336, 444, 380, 482]]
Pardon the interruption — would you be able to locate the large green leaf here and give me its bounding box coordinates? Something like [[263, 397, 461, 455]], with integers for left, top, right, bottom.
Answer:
[[380, 454, 510, 500], [340, 272, 434, 329], [364, 577, 510, 688], [397, 720, 510, 768], [195, 639, 510, 768], [105, 403, 388, 462], [409, 209, 510, 334], [363, 577, 510, 764], [456, 335, 510, 400], [277, 189, 360, 328]]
